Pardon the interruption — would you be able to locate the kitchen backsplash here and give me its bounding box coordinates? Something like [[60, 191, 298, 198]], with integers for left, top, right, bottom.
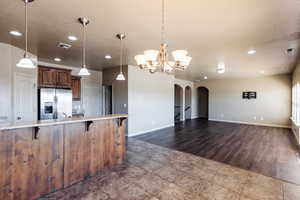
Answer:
[[72, 100, 84, 115]]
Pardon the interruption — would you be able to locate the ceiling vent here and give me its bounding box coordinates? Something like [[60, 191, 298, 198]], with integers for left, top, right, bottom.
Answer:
[[57, 42, 72, 49]]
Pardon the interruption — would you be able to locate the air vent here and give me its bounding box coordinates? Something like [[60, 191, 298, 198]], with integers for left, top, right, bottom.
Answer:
[[57, 42, 72, 49]]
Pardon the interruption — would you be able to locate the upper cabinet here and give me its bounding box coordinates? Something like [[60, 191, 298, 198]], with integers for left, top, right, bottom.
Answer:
[[71, 76, 81, 100], [56, 69, 72, 88], [38, 66, 71, 89]]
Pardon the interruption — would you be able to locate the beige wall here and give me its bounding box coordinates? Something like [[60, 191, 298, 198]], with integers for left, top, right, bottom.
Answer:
[[128, 65, 174, 136], [195, 74, 292, 127], [0, 43, 38, 123]]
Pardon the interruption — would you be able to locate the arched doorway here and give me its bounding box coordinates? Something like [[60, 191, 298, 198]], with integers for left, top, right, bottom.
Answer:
[[185, 86, 192, 120], [198, 87, 209, 119], [174, 84, 183, 122]]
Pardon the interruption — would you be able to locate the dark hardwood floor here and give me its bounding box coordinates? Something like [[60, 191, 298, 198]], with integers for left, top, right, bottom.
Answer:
[[135, 118, 300, 185]]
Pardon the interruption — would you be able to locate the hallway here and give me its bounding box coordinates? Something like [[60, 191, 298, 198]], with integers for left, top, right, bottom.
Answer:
[[135, 119, 300, 185]]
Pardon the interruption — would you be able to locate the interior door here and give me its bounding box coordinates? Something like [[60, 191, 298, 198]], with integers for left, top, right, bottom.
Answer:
[[102, 85, 112, 115], [14, 73, 37, 122]]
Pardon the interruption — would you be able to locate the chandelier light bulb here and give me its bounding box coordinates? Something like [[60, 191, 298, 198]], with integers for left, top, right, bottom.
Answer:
[[144, 50, 159, 61], [172, 50, 188, 62], [135, 55, 147, 66]]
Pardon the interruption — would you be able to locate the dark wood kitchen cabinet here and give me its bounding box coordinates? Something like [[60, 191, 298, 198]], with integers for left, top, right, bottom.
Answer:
[[38, 67, 57, 88], [56, 69, 72, 88], [71, 76, 81, 100], [38, 66, 71, 89]]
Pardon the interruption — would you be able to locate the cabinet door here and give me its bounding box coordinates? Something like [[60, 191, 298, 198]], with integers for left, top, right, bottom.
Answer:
[[71, 76, 81, 100], [63, 123, 91, 186], [56, 70, 71, 89], [38, 67, 57, 88], [0, 126, 64, 200]]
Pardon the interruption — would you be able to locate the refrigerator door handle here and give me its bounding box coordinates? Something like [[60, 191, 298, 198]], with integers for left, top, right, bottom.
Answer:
[[54, 95, 58, 119]]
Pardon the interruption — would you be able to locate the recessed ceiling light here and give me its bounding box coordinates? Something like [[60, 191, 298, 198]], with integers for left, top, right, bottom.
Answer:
[[204, 76, 208, 80], [54, 57, 61, 62], [9, 30, 22, 36], [248, 49, 256, 55], [105, 55, 112, 60], [68, 35, 78, 41]]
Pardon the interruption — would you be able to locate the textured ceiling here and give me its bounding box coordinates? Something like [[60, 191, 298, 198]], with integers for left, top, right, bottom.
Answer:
[[0, 0, 300, 80]]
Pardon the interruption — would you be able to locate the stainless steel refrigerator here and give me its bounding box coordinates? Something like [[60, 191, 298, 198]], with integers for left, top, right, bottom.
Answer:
[[38, 88, 72, 120]]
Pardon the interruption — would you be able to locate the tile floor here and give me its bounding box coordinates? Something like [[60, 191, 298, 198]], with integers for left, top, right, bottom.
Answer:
[[39, 139, 300, 200]]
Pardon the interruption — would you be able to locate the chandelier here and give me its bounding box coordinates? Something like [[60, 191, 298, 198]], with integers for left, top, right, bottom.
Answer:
[[134, 0, 192, 73]]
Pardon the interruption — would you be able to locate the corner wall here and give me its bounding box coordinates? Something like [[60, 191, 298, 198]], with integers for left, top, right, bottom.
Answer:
[[194, 74, 292, 127], [128, 65, 175, 136]]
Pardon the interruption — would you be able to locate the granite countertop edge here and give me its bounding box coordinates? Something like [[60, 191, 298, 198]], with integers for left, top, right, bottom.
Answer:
[[0, 114, 128, 131]]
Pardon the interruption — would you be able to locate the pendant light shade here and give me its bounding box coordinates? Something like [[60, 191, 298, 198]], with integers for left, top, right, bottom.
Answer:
[[78, 67, 91, 76], [116, 73, 126, 81], [116, 33, 126, 81], [17, 0, 36, 69], [78, 17, 90, 76], [17, 57, 35, 68]]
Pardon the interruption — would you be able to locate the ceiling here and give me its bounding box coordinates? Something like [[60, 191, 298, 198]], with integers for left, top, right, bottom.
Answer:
[[0, 0, 300, 80]]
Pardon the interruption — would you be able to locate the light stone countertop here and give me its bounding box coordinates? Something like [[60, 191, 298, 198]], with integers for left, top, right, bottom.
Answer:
[[0, 114, 128, 131]]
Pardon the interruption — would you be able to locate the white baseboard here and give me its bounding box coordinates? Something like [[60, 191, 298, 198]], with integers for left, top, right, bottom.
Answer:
[[191, 116, 199, 119], [209, 118, 291, 128], [128, 124, 175, 137]]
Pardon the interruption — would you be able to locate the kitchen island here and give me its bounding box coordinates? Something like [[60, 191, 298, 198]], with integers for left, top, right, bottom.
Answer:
[[0, 114, 127, 200]]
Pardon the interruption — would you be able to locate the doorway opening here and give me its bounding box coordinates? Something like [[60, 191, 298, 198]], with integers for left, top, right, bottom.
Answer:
[[174, 84, 183, 122], [185, 86, 192, 120], [102, 85, 113, 115], [197, 87, 209, 119]]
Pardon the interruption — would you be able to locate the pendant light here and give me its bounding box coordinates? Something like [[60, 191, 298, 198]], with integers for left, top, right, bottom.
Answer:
[[17, 0, 35, 69], [78, 17, 91, 76], [116, 33, 126, 81]]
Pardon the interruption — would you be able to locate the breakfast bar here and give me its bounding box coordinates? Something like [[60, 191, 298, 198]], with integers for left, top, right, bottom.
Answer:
[[0, 114, 127, 200]]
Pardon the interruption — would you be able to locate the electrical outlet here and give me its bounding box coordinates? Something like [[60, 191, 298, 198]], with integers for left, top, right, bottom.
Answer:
[[254, 116, 257, 120], [260, 117, 264, 121]]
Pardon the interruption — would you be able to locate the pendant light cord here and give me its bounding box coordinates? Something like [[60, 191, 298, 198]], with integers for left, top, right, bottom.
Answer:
[[120, 37, 123, 73], [83, 21, 86, 68], [25, 0, 28, 57]]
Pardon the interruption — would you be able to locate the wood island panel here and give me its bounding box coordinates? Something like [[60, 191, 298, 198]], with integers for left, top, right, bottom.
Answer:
[[0, 116, 127, 200]]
